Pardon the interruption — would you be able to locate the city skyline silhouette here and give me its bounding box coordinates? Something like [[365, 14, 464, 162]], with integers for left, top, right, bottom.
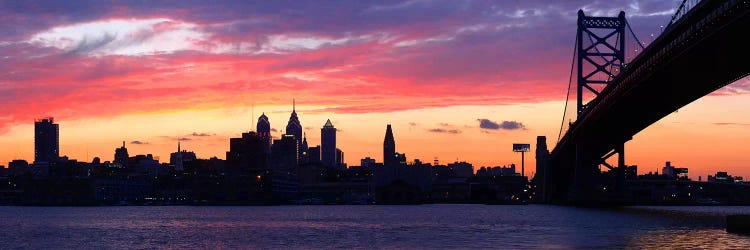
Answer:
[[1, 1, 750, 184], [2, 1, 750, 248]]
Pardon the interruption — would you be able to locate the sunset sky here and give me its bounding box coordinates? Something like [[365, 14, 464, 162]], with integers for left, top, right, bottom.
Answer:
[[1, 0, 750, 179]]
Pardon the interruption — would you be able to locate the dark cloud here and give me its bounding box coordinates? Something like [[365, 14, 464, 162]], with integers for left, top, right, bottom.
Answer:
[[439, 123, 451, 127], [191, 132, 213, 136], [179, 137, 191, 141], [130, 140, 148, 145], [500, 121, 526, 130], [428, 128, 461, 134], [409, 122, 418, 126], [713, 122, 750, 126], [477, 119, 526, 130], [478, 119, 500, 130]]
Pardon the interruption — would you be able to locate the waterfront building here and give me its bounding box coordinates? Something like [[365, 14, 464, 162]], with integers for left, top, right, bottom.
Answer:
[[383, 124, 396, 167], [285, 100, 303, 158], [321, 119, 336, 168], [226, 132, 268, 172], [170, 142, 197, 171], [300, 133, 309, 164], [271, 134, 298, 172], [114, 141, 129, 167], [308, 146, 321, 163], [257, 113, 272, 153], [335, 148, 345, 169], [34, 117, 59, 163], [360, 157, 376, 168]]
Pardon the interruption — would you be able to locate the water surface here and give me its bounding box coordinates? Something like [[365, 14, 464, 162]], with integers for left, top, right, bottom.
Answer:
[[0, 205, 748, 249]]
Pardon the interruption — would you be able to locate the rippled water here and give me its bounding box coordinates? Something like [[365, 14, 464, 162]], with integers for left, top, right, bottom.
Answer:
[[0, 205, 748, 249]]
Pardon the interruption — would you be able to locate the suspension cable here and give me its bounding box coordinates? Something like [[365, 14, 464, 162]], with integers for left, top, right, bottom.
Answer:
[[625, 19, 646, 50], [558, 35, 578, 143]]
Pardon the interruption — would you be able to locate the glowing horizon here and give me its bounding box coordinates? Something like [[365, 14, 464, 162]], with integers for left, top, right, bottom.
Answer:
[[2, 1, 750, 180]]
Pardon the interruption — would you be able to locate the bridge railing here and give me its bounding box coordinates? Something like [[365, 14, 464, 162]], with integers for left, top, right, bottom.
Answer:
[[668, 0, 704, 28]]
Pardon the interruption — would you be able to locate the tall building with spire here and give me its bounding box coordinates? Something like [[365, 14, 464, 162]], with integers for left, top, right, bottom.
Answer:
[[170, 141, 196, 171], [114, 141, 129, 166], [34, 117, 59, 163], [300, 133, 309, 164], [383, 124, 396, 167], [257, 113, 271, 152], [175, 141, 184, 171], [285, 99, 303, 157], [321, 119, 336, 168]]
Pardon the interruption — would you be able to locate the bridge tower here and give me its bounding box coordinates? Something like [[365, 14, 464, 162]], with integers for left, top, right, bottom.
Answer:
[[573, 10, 628, 202], [576, 10, 626, 116]]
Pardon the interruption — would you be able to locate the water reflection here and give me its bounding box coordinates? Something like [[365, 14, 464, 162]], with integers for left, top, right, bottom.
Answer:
[[0, 205, 747, 248]]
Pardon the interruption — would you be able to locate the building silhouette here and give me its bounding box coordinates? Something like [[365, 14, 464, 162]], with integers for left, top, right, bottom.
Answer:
[[308, 146, 321, 163], [321, 119, 336, 168], [535, 136, 549, 202], [285, 100, 303, 157], [226, 132, 268, 173], [170, 141, 196, 171], [271, 134, 298, 172], [383, 124, 396, 167], [34, 117, 59, 163], [114, 141, 129, 167], [300, 133, 309, 164], [335, 148, 345, 169], [257, 113, 272, 153], [361, 157, 376, 168]]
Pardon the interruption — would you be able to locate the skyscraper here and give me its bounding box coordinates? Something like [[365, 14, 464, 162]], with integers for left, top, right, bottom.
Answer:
[[383, 124, 396, 167], [285, 100, 303, 155], [226, 132, 268, 172], [271, 134, 298, 172], [321, 119, 336, 168], [535, 136, 549, 203], [114, 141, 129, 166], [34, 117, 59, 163], [257, 113, 271, 153], [300, 133, 309, 164]]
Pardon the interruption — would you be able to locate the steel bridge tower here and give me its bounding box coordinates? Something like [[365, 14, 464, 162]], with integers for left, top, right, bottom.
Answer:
[[573, 10, 628, 202]]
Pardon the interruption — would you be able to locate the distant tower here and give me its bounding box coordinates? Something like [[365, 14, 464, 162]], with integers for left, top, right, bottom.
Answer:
[[321, 119, 336, 167], [383, 124, 396, 167], [285, 99, 303, 155], [535, 136, 550, 203], [175, 141, 184, 171], [114, 141, 129, 166], [300, 133, 309, 164], [34, 117, 59, 163], [257, 113, 271, 152]]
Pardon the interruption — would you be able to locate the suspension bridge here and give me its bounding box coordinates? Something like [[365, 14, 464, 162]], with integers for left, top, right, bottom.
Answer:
[[537, 0, 750, 204]]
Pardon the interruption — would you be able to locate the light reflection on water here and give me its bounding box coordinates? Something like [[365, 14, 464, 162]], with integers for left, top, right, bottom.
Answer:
[[0, 205, 748, 249]]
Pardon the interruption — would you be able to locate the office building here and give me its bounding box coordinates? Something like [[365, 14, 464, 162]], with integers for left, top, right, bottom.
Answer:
[[384, 124, 396, 167], [34, 117, 59, 163], [321, 119, 336, 167], [257, 113, 272, 153]]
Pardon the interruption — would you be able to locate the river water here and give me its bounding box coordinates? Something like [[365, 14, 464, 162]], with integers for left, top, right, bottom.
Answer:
[[0, 205, 748, 249]]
